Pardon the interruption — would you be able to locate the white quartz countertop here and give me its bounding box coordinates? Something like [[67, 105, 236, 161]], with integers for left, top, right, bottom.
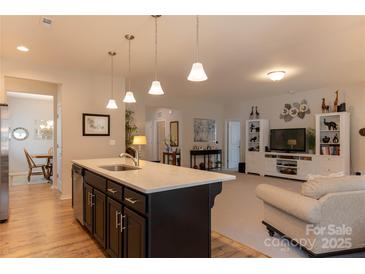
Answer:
[[72, 158, 236, 194]]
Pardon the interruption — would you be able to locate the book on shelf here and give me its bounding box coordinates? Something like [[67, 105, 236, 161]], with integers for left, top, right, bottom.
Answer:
[[321, 145, 340, 156]]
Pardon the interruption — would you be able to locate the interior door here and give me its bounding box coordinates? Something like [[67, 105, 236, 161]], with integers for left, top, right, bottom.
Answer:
[[106, 197, 123, 258], [228, 121, 241, 169], [123, 207, 146, 258], [93, 189, 106, 248], [83, 183, 93, 233], [156, 121, 165, 162]]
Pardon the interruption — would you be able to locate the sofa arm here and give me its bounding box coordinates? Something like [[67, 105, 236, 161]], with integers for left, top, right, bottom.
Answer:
[[256, 184, 322, 224]]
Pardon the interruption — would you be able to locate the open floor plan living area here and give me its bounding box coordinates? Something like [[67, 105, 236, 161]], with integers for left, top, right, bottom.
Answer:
[[0, 11, 365, 262]]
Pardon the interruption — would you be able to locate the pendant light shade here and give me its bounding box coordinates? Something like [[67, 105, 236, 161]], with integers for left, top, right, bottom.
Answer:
[[148, 15, 164, 95], [106, 99, 118, 109], [148, 80, 164, 95], [188, 62, 208, 82], [123, 91, 136, 103], [188, 16, 208, 82], [106, 51, 118, 109], [123, 34, 136, 104]]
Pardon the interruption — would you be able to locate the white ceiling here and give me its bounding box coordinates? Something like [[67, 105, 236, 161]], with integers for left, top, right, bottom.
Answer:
[[2, 16, 365, 102]]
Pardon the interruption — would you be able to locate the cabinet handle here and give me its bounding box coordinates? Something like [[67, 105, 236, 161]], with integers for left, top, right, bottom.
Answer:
[[115, 210, 121, 229], [90, 194, 95, 207], [120, 215, 126, 232], [108, 188, 118, 194], [125, 197, 138, 204]]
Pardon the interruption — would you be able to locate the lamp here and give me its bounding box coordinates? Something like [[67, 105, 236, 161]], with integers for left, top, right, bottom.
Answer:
[[133, 135, 147, 164], [148, 15, 164, 95], [106, 51, 118, 109], [123, 34, 137, 103], [187, 15, 208, 82]]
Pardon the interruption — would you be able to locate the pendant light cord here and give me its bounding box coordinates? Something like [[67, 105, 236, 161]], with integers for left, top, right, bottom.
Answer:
[[154, 16, 158, 80], [128, 39, 132, 91], [196, 15, 199, 62], [110, 53, 114, 98]]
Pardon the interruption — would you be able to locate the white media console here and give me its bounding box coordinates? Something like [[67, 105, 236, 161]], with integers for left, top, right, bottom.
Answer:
[[246, 112, 350, 181]]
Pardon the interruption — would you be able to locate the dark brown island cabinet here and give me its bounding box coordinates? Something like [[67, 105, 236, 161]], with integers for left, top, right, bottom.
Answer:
[[72, 165, 223, 258]]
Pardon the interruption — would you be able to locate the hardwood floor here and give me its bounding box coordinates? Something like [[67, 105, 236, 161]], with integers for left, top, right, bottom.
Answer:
[[0, 184, 268, 258]]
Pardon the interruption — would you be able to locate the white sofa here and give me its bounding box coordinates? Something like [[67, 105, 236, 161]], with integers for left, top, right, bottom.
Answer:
[[256, 176, 365, 257]]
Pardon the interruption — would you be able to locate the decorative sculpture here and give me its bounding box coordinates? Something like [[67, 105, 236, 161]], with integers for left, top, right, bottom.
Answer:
[[333, 90, 339, 112], [322, 98, 330, 113], [323, 119, 338, 131]]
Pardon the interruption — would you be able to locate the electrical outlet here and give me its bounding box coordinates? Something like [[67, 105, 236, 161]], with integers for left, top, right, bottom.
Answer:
[[109, 139, 116, 146]]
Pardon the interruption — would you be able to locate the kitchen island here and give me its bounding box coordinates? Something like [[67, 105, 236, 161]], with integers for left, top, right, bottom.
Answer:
[[72, 158, 235, 258]]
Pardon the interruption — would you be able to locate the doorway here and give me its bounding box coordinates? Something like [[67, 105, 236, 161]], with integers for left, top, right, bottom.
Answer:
[[8, 91, 55, 185], [156, 120, 165, 162], [227, 121, 241, 169]]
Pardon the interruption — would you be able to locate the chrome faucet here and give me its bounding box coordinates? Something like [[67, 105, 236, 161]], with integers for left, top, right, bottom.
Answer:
[[119, 151, 139, 166]]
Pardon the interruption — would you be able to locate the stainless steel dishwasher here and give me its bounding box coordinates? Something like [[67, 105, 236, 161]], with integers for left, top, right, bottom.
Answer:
[[72, 165, 84, 225]]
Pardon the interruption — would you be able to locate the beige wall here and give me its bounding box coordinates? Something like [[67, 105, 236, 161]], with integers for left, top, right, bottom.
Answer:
[[127, 92, 225, 167], [223, 83, 365, 174], [2, 60, 125, 198]]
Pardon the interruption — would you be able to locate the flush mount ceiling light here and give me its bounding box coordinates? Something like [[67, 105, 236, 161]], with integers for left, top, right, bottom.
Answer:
[[187, 15, 208, 82], [16, 45, 29, 52], [148, 15, 164, 96], [267, 70, 286, 81], [106, 51, 118, 109], [123, 34, 136, 103]]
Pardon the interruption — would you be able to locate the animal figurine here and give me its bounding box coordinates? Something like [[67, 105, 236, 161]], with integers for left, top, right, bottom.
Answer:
[[250, 136, 257, 142], [333, 90, 339, 112], [321, 98, 330, 113], [250, 124, 255, 132], [255, 106, 260, 119], [323, 119, 338, 131], [249, 106, 254, 119]]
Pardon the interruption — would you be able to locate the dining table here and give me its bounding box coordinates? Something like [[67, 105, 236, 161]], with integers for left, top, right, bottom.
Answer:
[[31, 153, 53, 180]]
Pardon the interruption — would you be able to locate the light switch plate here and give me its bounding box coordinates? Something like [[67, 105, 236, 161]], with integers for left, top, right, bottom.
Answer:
[[109, 139, 116, 146]]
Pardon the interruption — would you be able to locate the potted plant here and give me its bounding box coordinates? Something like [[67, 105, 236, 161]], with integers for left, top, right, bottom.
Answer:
[[307, 128, 315, 154], [125, 109, 138, 148]]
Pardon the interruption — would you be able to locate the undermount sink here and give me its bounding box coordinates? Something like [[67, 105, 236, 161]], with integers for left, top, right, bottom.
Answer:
[[99, 164, 140, 172]]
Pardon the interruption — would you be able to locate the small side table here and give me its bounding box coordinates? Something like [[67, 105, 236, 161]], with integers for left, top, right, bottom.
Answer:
[[163, 152, 181, 166]]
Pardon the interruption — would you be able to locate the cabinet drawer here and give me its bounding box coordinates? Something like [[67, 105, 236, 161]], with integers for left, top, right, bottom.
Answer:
[[84, 170, 107, 193], [124, 188, 146, 214], [107, 180, 123, 202]]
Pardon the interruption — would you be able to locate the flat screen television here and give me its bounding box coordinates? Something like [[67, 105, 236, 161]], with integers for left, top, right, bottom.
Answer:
[[270, 128, 306, 152]]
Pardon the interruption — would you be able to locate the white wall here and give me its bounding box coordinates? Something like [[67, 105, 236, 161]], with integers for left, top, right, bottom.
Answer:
[[2, 59, 126, 198], [223, 83, 365, 173], [8, 96, 53, 174]]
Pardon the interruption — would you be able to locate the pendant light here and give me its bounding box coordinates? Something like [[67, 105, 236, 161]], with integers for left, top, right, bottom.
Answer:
[[123, 34, 136, 103], [187, 15, 208, 82], [106, 51, 118, 109], [148, 15, 164, 95]]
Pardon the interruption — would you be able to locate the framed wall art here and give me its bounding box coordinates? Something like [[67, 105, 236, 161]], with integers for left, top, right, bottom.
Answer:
[[82, 113, 110, 136]]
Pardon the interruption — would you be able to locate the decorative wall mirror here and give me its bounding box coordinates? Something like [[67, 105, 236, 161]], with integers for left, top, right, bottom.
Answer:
[[170, 121, 179, 147], [12, 127, 29, 141]]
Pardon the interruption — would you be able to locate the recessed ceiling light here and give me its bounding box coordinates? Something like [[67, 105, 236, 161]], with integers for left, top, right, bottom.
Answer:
[[16, 45, 29, 52], [267, 71, 286, 81]]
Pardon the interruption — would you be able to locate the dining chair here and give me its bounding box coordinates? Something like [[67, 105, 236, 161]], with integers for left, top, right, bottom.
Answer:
[[24, 149, 47, 183], [47, 147, 53, 178]]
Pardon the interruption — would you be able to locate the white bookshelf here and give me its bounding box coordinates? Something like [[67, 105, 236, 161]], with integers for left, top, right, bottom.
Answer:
[[245, 119, 269, 175], [315, 112, 350, 175]]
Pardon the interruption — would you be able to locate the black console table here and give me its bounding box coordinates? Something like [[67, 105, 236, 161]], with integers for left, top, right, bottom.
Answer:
[[190, 149, 222, 171]]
